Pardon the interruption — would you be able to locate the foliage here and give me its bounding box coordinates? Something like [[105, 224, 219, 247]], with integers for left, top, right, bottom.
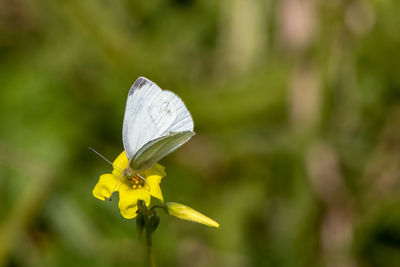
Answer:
[[0, 0, 400, 266]]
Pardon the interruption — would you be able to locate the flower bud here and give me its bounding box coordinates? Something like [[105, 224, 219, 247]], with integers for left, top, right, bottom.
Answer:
[[149, 213, 160, 234], [165, 202, 219, 228], [136, 211, 145, 239]]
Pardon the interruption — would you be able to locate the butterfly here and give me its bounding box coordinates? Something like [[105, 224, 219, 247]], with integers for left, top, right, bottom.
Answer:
[[121, 77, 194, 174]]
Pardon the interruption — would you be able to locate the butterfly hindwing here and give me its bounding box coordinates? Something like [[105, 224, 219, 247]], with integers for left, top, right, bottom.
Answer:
[[131, 131, 195, 172]]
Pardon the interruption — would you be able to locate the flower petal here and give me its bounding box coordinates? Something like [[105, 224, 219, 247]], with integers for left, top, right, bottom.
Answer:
[[118, 188, 151, 219], [147, 175, 164, 202], [141, 163, 165, 201], [112, 151, 129, 177], [92, 174, 120, 201], [143, 163, 166, 177]]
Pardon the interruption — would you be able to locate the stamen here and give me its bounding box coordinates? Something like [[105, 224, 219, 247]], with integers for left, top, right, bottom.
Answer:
[[137, 173, 146, 182], [136, 173, 150, 189]]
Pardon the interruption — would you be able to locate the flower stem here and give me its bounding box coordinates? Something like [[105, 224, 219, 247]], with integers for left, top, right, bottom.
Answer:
[[145, 213, 156, 267], [137, 200, 157, 267], [150, 204, 168, 214]]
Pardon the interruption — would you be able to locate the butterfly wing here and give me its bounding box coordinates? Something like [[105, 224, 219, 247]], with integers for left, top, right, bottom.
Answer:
[[122, 77, 176, 159], [122, 77, 194, 163], [131, 131, 195, 172], [160, 90, 194, 133]]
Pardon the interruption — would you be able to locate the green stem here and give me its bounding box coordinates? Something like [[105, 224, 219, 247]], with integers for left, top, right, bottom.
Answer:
[[150, 204, 168, 214], [137, 200, 157, 267], [145, 213, 156, 267]]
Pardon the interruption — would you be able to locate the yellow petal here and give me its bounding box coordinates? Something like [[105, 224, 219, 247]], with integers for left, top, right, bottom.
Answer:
[[118, 188, 151, 219], [140, 163, 165, 201], [144, 163, 166, 177], [92, 174, 120, 201], [166, 202, 220, 228], [147, 175, 164, 202], [112, 151, 129, 177]]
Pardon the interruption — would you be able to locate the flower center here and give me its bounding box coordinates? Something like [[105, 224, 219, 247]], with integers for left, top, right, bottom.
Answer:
[[127, 174, 145, 189], [123, 168, 146, 189]]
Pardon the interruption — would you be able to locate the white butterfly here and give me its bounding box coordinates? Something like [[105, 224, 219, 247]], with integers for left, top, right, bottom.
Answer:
[[122, 77, 194, 173]]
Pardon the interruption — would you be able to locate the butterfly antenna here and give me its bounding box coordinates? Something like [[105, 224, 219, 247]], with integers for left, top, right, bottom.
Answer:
[[88, 147, 122, 171], [89, 147, 125, 201]]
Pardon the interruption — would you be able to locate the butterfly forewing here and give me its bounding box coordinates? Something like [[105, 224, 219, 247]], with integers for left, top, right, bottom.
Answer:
[[160, 91, 194, 133], [123, 77, 176, 159], [122, 77, 194, 167]]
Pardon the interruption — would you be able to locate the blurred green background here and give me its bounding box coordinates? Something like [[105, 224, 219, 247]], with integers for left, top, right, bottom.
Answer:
[[1, 0, 400, 266]]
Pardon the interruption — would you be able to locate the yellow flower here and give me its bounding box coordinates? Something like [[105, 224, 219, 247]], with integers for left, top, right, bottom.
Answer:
[[93, 151, 166, 219], [166, 202, 219, 228]]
